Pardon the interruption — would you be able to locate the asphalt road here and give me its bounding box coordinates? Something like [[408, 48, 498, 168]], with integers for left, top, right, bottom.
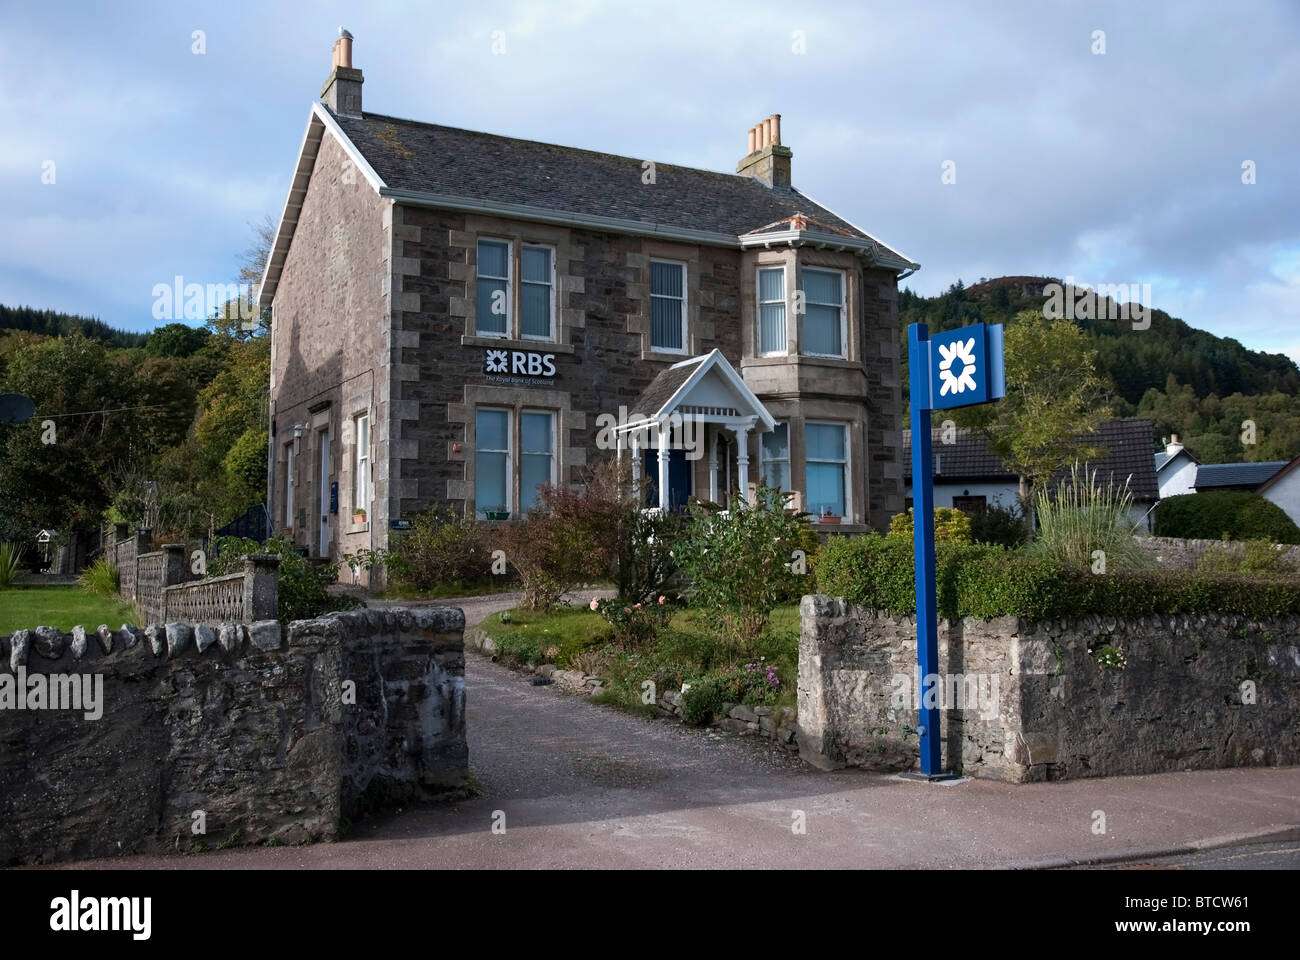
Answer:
[[33, 592, 1300, 870]]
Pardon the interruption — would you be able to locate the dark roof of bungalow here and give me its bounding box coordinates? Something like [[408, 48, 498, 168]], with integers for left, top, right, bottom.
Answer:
[[1193, 461, 1288, 490], [902, 418, 1159, 502]]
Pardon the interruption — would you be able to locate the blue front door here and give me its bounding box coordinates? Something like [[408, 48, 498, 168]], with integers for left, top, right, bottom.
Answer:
[[643, 448, 692, 512]]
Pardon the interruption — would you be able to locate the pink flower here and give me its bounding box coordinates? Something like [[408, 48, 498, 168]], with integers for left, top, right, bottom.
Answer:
[[657, 596, 666, 605], [623, 607, 631, 614], [634, 603, 642, 609], [589, 598, 599, 611]]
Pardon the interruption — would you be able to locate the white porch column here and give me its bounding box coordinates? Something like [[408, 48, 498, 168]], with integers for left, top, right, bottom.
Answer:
[[630, 434, 641, 501], [708, 429, 719, 504], [657, 419, 670, 511], [735, 419, 753, 507]]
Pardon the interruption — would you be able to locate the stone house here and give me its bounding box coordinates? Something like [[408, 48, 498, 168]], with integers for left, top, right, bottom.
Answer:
[[258, 31, 917, 585]]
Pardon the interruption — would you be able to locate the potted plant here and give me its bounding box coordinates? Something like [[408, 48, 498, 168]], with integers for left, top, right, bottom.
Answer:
[[484, 506, 510, 521], [819, 509, 841, 525], [352, 507, 367, 524]]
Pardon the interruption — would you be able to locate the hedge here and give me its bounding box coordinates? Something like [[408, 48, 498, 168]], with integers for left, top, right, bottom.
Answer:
[[814, 533, 1300, 621], [1154, 491, 1300, 544]]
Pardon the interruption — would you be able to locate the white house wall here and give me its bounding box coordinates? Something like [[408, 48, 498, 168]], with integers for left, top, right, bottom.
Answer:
[[1262, 470, 1300, 527], [1158, 456, 1198, 498]]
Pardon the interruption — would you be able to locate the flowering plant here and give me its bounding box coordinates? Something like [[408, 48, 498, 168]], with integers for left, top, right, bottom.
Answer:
[[590, 594, 671, 644]]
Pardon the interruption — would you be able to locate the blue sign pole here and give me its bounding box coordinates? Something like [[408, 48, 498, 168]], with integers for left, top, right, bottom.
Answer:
[[908, 323, 943, 778]]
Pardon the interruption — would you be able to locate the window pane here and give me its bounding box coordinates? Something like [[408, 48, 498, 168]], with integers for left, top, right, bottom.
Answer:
[[651, 261, 683, 297], [806, 423, 845, 461], [477, 240, 509, 278], [357, 415, 368, 451], [760, 303, 786, 353], [763, 461, 791, 491], [521, 455, 552, 511], [803, 303, 841, 355], [476, 452, 508, 512], [520, 283, 551, 337], [476, 409, 508, 451], [521, 412, 552, 454], [521, 246, 550, 283], [651, 296, 683, 350], [762, 423, 789, 461], [476, 278, 507, 334], [758, 267, 784, 302], [803, 269, 842, 305], [806, 463, 845, 517]]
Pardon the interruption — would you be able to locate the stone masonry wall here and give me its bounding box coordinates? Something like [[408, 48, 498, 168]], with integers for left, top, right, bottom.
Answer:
[[799, 595, 1300, 782], [1137, 536, 1300, 570], [0, 606, 466, 865]]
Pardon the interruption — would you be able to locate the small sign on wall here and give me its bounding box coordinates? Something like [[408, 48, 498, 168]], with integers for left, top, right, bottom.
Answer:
[[389, 518, 413, 530], [329, 482, 338, 514]]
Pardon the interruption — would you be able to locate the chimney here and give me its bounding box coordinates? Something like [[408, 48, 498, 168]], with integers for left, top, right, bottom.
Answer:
[[321, 28, 363, 117], [1166, 433, 1183, 456], [736, 113, 792, 188]]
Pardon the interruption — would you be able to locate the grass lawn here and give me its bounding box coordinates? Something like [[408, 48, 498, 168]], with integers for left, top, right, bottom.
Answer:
[[375, 579, 520, 601], [479, 601, 801, 720], [0, 585, 137, 634]]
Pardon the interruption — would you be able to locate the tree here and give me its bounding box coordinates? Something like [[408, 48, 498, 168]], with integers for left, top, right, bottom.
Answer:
[[144, 322, 210, 358], [957, 310, 1111, 500]]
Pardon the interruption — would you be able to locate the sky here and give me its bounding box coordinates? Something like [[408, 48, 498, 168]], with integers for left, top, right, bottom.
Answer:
[[1, 0, 1298, 362]]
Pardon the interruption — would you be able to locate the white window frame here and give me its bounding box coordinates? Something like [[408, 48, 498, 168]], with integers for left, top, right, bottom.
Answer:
[[805, 420, 852, 522], [519, 243, 557, 342], [519, 408, 558, 512], [757, 266, 788, 357], [759, 421, 791, 492], [353, 414, 370, 515], [649, 258, 688, 354], [800, 266, 848, 360], [475, 238, 512, 339], [283, 442, 295, 528], [475, 407, 513, 519]]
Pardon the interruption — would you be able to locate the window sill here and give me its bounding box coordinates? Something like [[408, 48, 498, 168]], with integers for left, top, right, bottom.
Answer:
[[742, 355, 860, 369], [345, 521, 369, 534], [641, 349, 689, 363], [462, 335, 574, 354]]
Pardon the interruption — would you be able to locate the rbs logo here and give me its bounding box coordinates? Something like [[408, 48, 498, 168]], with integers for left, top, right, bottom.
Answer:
[[484, 349, 557, 379]]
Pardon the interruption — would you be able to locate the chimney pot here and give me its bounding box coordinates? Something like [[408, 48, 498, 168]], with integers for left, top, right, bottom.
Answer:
[[322, 29, 363, 116], [771, 114, 781, 145], [747, 127, 756, 154], [737, 113, 792, 187]]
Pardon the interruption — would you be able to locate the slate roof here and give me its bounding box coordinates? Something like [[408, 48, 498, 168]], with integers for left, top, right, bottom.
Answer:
[[1193, 461, 1288, 490], [1154, 451, 1172, 471], [332, 111, 909, 256], [903, 418, 1160, 501], [628, 361, 702, 421]]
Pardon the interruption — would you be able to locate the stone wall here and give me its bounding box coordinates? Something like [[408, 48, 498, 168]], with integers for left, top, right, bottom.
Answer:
[[1137, 535, 1300, 570], [0, 606, 466, 865], [798, 595, 1300, 782]]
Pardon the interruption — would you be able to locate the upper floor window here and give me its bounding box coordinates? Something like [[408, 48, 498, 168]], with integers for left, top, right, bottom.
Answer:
[[475, 240, 510, 337], [520, 245, 554, 340], [806, 421, 849, 520], [475, 239, 557, 341], [283, 442, 295, 528], [758, 267, 787, 356], [650, 260, 687, 353], [802, 268, 846, 358]]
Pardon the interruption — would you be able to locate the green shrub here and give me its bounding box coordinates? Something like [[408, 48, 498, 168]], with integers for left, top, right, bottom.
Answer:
[[210, 534, 363, 622], [968, 502, 1031, 548], [384, 507, 491, 591], [0, 542, 20, 589], [1155, 491, 1300, 544], [614, 506, 681, 604], [674, 484, 811, 649], [591, 595, 672, 645], [888, 507, 972, 543], [78, 557, 119, 597], [814, 531, 1300, 620], [1027, 464, 1149, 571]]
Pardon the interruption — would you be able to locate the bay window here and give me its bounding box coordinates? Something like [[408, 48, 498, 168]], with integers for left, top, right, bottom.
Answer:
[[758, 267, 787, 355], [801, 268, 846, 358], [760, 422, 791, 491], [806, 422, 849, 519]]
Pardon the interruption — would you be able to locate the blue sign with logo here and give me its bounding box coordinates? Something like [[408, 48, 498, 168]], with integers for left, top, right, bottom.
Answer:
[[907, 321, 1005, 779], [915, 322, 1005, 412]]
